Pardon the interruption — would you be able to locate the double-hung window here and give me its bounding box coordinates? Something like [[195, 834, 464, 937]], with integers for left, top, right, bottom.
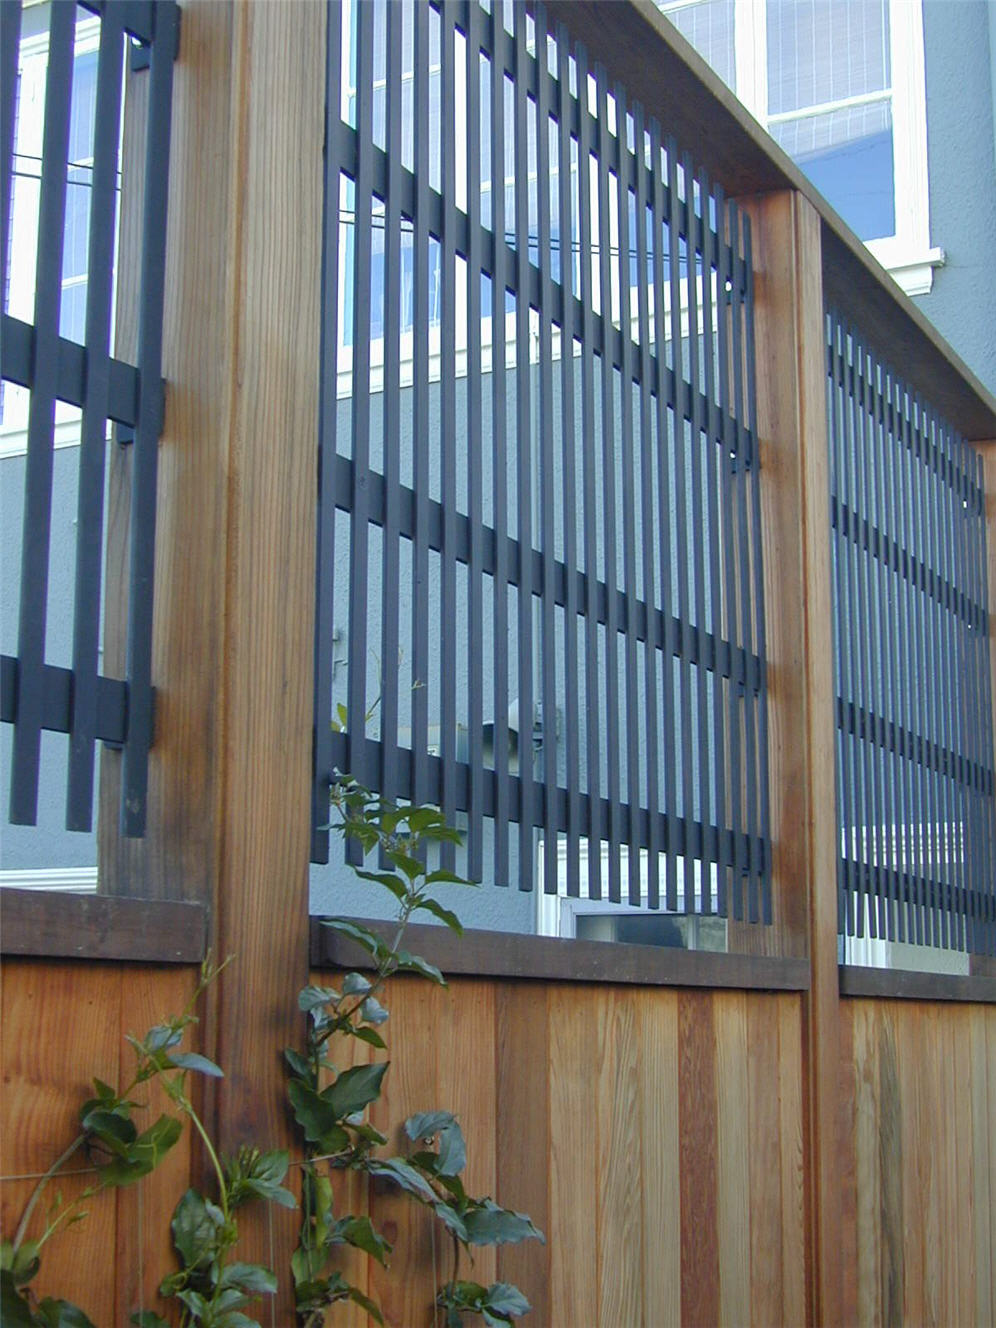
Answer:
[[659, 0, 942, 296]]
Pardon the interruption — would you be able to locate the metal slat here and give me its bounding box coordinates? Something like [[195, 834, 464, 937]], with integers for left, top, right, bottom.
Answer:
[[312, 0, 344, 864], [556, 27, 582, 900], [10, 0, 75, 827], [513, 7, 535, 893], [346, 0, 375, 813], [535, 8, 559, 899], [741, 212, 769, 921], [910, 396, 937, 945], [489, 5, 511, 887], [613, 87, 642, 907], [665, 139, 691, 913], [440, 0, 458, 868], [411, 0, 432, 812], [828, 316, 853, 938], [67, 8, 125, 832], [866, 352, 891, 938], [576, 44, 602, 901], [901, 386, 929, 943], [634, 105, 661, 912], [466, 0, 485, 881], [0, 0, 21, 309], [596, 73, 621, 904], [683, 155, 709, 914], [379, 0, 404, 814], [120, 0, 178, 836]]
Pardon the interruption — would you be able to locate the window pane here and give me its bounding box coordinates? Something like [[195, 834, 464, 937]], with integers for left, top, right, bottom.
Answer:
[[767, 0, 890, 115], [771, 102, 895, 241], [659, 0, 736, 91]]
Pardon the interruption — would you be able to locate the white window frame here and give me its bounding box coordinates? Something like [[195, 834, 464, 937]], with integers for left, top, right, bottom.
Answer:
[[659, 0, 944, 297]]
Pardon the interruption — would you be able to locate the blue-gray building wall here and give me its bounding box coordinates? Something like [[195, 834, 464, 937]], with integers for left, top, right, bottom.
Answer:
[[917, 0, 996, 398]]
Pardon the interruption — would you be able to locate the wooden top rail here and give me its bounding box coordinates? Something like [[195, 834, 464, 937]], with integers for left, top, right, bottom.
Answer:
[[538, 0, 996, 442], [310, 917, 811, 991], [840, 964, 996, 1004], [0, 888, 207, 963]]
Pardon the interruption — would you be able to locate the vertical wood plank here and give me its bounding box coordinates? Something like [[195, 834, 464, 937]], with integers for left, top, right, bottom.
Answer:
[[596, 990, 643, 1327], [919, 1006, 942, 1328], [740, 190, 842, 1325], [548, 983, 600, 1326], [747, 994, 783, 1325], [114, 966, 197, 1323], [0, 962, 121, 1323], [950, 1010, 975, 1328], [972, 1007, 994, 1327], [896, 1004, 924, 1328], [838, 1001, 859, 1327], [715, 991, 751, 1326], [876, 1006, 903, 1328], [495, 982, 551, 1323], [988, 1008, 996, 1319], [678, 989, 719, 1325], [368, 975, 443, 1328], [637, 989, 681, 1327], [852, 1001, 882, 1327], [777, 995, 807, 1327]]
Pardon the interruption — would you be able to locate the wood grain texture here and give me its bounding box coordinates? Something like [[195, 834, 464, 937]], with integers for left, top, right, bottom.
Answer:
[[678, 989, 720, 1326], [715, 992, 750, 1326], [596, 990, 644, 1327], [742, 188, 843, 1325], [747, 993, 783, 1325], [0, 888, 206, 961], [0, 962, 198, 1323], [637, 989, 681, 1327]]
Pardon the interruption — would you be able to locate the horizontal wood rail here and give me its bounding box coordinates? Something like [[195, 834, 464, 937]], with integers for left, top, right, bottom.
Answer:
[[840, 964, 996, 1004], [0, 888, 206, 963], [310, 916, 810, 991]]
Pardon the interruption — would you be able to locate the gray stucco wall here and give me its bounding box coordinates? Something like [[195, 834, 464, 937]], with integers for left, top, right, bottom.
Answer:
[[917, 0, 996, 398]]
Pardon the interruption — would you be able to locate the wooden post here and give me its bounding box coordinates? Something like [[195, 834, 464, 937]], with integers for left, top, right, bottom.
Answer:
[[738, 190, 842, 1325], [100, 0, 325, 1311]]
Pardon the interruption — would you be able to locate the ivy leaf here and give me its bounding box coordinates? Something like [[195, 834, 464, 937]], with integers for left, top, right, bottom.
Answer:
[[283, 1047, 314, 1082], [462, 1201, 544, 1247], [394, 949, 445, 986], [1, 1272, 38, 1328], [34, 1300, 98, 1328], [341, 972, 372, 997], [413, 898, 464, 935], [482, 1283, 531, 1321], [80, 1108, 137, 1153], [226, 1149, 297, 1210], [171, 1188, 225, 1272], [425, 867, 477, 887], [298, 985, 340, 1014], [144, 1024, 183, 1053], [218, 1263, 278, 1294], [331, 1216, 392, 1265], [167, 1052, 224, 1078], [405, 1111, 457, 1142], [326, 1062, 388, 1119], [287, 1080, 350, 1155], [366, 1157, 437, 1203], [130, 1314, 171, 1328], [360, 995, 389, 1026], [2, 1238, 41, 1287], [346, 1286, 386, 1325], [385, 850, 423, 882], [405, 1111, 469, 1173], [352, 869, 408, 904], [348, 1025, 387, 1050], [320, 918, 386, 961], [431, 1201, 469, 1243], [98, 1115, 182, 1187]]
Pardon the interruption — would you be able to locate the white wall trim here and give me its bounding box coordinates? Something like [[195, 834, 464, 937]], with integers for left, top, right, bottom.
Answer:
[[0, 866, 98, 891]]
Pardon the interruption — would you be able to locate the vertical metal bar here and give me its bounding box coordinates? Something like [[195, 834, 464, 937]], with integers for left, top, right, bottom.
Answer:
[[939, 418, 959, 947], [120, 0, 178, 835], [974, 445, 996, 952], [67, 7, 125, 831], [741, 211, 769, 922], [577, 47, 602, 901], [556, 26, 581, 900], [634, 106, 661, 912], [596, 72, 621, 904], [910, 396, 936, 945], [728, 201, 753, 920], [829, 315, 854, 940], [535, 8, 559, 899], [345, 0, 375, 830], [379, 0, 403, 813], [0, 0, 21, 307], [953, 432, 974, 950], [865, 353, 890, 938], [714, 187, 740, 921], [10, 0, 75, 826], [896, 378, 922, 944], [902, 387, 928, 944], [439, 0, 458, 867], [411, 0, 432, 811], [313, 0, 344, 864], [665, 138, 691, 914], [882, 365, 908, 941], [466, 0, 485, 881], [614, 88, 641, 907], [858, 337, 885, 938], [683, 155, 708, 916], [490, 9, 510, 887], [513, 8, 535, 893], [699, 174, 724, 922]]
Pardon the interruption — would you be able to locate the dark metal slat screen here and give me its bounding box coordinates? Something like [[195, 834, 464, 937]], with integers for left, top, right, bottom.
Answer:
[[827, 311, 996, 956], [313, 0, 770, 927], [1, 0, 177, 837]]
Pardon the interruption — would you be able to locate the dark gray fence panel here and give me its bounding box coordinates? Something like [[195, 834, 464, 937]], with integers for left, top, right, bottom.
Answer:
[[2, 0, 177, 838], [313, 0, 770, 932], [827, 309, 996, 956]]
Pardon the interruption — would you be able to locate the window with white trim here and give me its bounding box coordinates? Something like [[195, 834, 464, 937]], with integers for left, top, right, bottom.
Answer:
[[658, 0, 943, 296]]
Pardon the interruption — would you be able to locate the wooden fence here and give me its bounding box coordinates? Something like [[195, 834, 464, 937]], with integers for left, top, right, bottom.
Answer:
[[4, 2, 996, 1325]]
